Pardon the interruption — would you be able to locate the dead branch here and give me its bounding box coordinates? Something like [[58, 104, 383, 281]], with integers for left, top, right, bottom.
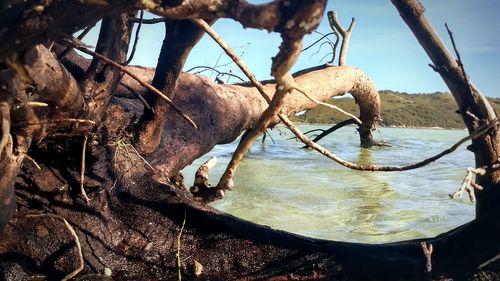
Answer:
[[327, 11, 356, 66], [450, 167, 486, 202], [124, 10, 143, 65], [131, 17, 165, 24], [420, 242, 433, 274], [190, 157, 222, 202], [72, 40, 197, 129], [303, 118, 357, 148], [80, 135, 90, 203], [186, 66, 246, 83], [285, 117, 497, 172]]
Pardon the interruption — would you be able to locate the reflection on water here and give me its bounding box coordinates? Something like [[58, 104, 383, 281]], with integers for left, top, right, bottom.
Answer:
[[182, 126, 475, 243]]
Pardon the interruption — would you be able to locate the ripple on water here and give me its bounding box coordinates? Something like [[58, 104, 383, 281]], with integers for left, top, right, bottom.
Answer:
[[182, 126, 475, 243]]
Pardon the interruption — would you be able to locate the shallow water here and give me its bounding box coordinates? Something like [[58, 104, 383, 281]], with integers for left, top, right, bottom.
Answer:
[[181, 125, 475, 243]]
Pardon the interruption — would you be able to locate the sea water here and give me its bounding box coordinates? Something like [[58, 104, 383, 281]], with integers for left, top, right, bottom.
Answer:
[[181, 125, 475, 243]]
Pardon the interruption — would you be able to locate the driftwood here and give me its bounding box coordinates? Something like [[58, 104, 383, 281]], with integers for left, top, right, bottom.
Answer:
[[0, 0, 499, 280]]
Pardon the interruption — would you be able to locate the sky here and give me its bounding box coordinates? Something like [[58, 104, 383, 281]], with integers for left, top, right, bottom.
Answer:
[[83, 0, 500, 97]]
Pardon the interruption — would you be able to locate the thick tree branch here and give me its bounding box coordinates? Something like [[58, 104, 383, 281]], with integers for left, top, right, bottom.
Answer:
[[117, 65, 381, 178], [79, 13, 135, 119], [136, 19, 212, 154]]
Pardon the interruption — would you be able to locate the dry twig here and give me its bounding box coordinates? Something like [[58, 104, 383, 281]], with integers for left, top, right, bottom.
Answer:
[[445, 23, 496, 122], [25, 154, 41, 170], [124, 10, 143, 65], [177, 210, 187, 281], [186, 66, 245, 83], [13, 118, 96, 127], [80, 135, 91, 203]]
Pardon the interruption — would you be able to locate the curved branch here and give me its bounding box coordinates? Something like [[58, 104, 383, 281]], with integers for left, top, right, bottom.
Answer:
[[117, 65, 380, 177]]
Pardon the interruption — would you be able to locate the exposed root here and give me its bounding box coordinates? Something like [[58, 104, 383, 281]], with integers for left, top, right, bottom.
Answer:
[[190, 156, 223, 201], [302, 119, 357, 148], [421, 242, 433, 273], [124, 9, 143, 66], [12, 118, 95, 127], [69, 39, 197, 129], [450, 167, 486, 202], [80, 135, 90, 203], [0, 102, 11, 158], [177, 210, 187, 281], [26, 213, 84, 281], [24, 155, 41, 170]]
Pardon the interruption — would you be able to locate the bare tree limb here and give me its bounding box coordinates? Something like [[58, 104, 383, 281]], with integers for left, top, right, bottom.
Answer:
[[130, 17, 165, 24], [124, 10, 144, 65], [327, 11, 356, 66]]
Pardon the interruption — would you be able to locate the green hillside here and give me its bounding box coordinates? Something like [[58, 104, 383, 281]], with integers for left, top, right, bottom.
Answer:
[[293, 90, 500, 129]]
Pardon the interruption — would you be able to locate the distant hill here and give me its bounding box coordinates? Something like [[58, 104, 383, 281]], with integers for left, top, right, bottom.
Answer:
[[293, 90, 500, 129]]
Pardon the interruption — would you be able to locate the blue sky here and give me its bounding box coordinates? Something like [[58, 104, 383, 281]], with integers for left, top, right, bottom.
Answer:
[[83, 1, 500, 97]]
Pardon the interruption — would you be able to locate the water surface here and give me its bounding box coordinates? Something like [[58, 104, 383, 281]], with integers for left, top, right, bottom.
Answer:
[[182, 126, 475, 243]]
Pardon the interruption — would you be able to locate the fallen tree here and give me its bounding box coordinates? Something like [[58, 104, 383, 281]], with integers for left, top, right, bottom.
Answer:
[[0, 0, 499, 280]]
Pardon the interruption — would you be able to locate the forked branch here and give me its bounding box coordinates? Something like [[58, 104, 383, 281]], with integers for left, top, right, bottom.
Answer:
[[327, 11, 355, 66]]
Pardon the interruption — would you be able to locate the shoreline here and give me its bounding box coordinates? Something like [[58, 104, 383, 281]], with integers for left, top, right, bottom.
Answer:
[[289, 122, 466, 131]]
